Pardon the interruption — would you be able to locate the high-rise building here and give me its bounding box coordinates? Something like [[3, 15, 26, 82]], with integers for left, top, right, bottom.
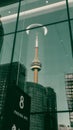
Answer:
[[0, 62, 26, 129], [24, 82, 46, 130], [45, 87, 58, 130], [65, 74, 73, 127], [24, 82, 58, 130]]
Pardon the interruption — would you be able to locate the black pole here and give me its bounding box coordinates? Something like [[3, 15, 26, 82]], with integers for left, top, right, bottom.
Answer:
[[66, 0, 73, 57], [7, 0, 21, 86], [10, 0, 21, 63]]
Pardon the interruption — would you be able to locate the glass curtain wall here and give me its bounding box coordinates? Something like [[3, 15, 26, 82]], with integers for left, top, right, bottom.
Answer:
[[0, 0, 73, 129]]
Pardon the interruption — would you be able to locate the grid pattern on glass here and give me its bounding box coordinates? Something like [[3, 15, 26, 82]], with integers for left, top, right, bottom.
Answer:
[[2, 1, 73, 129]]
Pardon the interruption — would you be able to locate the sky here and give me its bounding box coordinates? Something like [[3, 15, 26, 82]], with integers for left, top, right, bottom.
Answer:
[[0, 0, 73, 126]]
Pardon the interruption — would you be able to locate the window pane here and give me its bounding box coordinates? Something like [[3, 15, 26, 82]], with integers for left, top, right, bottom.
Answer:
[[1, 34, 15, 64], [1, 1, 73, 130], [13, 20, 73, 111], [0, 2, 19, 34], [18, 0, 67, 31], [68, 0, 73, 19]]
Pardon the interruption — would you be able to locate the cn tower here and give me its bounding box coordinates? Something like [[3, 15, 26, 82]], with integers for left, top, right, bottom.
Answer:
[[26, 24, 48, 83]]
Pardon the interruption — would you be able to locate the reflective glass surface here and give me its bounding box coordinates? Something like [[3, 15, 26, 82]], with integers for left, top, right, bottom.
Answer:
[[0, 2, 19, 34], [1, 34, 15, 64], [0, 0, 73, 128]]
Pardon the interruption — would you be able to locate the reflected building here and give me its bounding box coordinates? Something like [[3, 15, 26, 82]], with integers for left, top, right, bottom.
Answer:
[[24, 82, 46, 130], [24, 82, 58, 130], [0, 62, 26, 129], [45, 87, 58, 130], [65, 74, 73, 127]]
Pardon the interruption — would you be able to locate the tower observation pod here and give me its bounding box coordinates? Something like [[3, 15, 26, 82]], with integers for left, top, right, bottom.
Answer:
[[26, 24, 48, 83]]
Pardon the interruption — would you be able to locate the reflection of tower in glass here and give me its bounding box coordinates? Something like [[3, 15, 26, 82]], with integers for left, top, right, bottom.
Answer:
[[0, 17, 4, 62], [26, 24, 48, 83], [65, 74, 73, 127], [31, 32, 41, 83], [26, 24, 58, 130]]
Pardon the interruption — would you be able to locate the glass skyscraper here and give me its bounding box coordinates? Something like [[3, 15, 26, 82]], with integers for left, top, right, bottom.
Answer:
[[25, 82, 58, 130], [45, 87, 58, 130], [65, 74, 73, 127], [0, 62, 26, 129]]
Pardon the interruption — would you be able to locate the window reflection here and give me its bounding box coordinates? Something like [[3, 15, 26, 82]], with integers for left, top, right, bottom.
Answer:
[[0, 0, 73, 129]]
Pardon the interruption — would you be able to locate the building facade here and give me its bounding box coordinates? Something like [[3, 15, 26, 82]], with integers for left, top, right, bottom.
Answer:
[[0, 62, 26, 129], [24, 82, 58, 130], [65, 74, 73, 127], [45, 87, 58, 130]]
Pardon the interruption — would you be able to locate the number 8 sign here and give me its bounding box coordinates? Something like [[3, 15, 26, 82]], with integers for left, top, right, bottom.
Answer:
[[19, 95, 24, 109]]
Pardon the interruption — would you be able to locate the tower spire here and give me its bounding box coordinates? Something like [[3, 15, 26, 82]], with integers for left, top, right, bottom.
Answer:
[[26, 23, 48, 83], [34, 33, 39, 60], [31, 33, 41, 83], [35, 33, 38, 47]]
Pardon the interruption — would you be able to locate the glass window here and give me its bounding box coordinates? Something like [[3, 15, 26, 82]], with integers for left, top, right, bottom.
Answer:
[[0, 0, 73, 129], [0, 3, 19, 34]]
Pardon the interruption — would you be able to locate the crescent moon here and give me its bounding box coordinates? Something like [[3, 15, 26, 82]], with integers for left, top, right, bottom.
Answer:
[[26, 23, 48, 35]]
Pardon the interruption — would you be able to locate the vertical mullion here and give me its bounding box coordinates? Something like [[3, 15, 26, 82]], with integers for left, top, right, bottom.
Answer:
[[10, 0, 21, 63], [66, 0, 73, 57], [7, 0, 21, 86]]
